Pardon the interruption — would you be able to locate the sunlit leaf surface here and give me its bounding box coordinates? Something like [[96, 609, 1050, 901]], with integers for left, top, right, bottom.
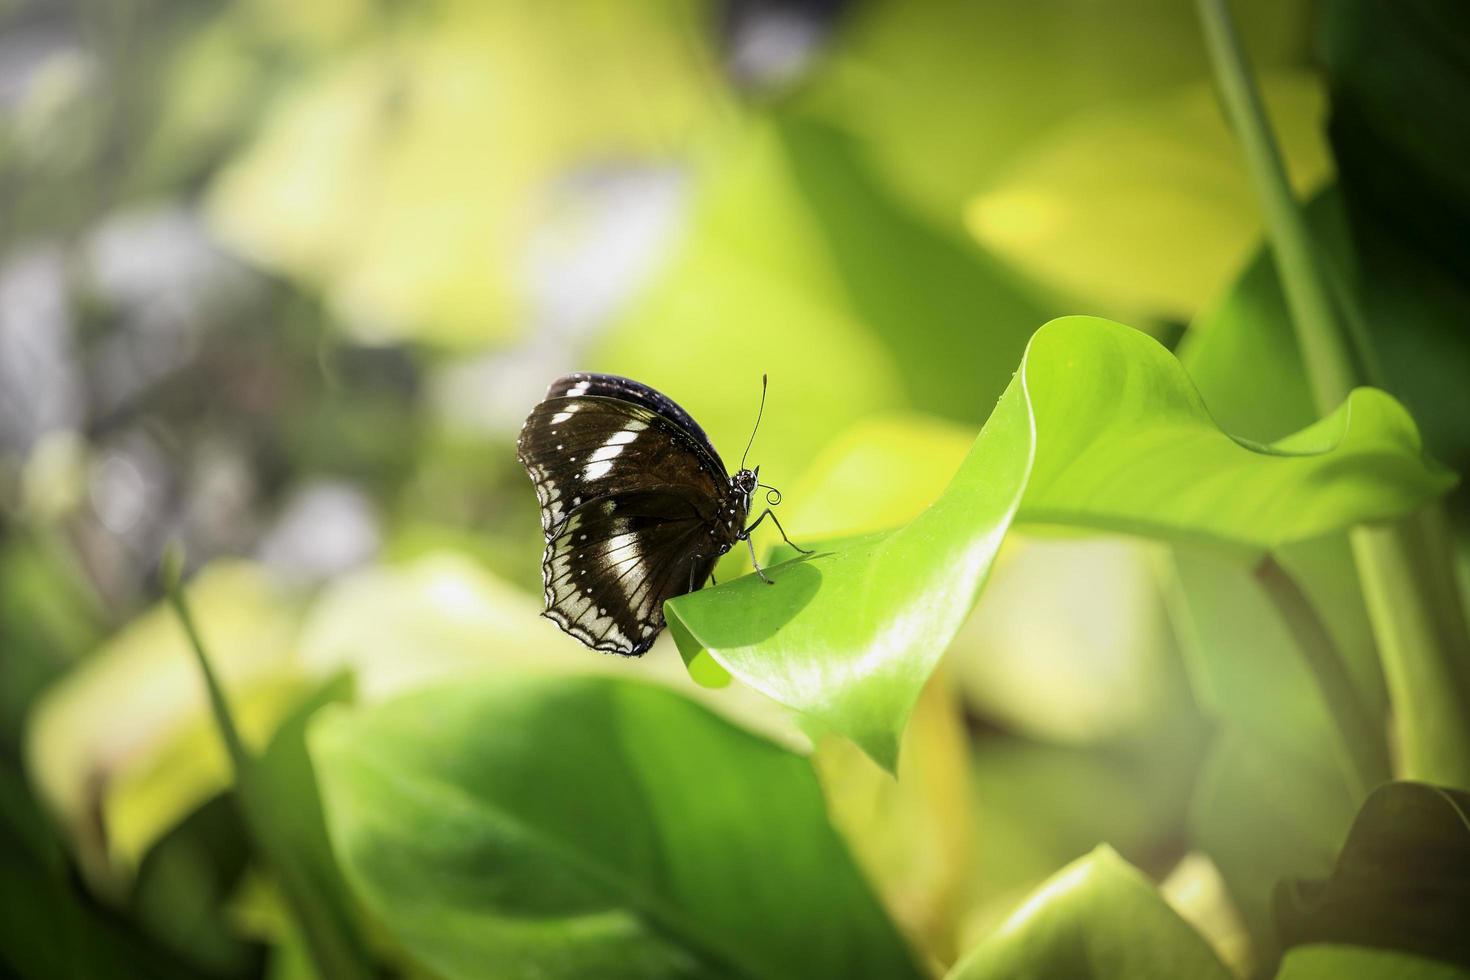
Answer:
[[310, 675, 923, 980], [669, 316, 1452, 768]]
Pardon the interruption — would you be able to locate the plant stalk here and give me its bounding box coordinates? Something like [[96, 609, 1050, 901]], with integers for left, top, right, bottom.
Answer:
[[1255, 557, 1390, 798], [163, 549, 374, 979], [1197, 0, 1470, 788]]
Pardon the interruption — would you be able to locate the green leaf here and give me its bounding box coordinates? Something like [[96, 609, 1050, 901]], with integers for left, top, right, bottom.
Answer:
[[668, 316, 1452, 768], [1277, 946, 1470, 980], [309, 674, 923, 980], [1276, 782, 1470, 971], [944, 846, 1231, 980]]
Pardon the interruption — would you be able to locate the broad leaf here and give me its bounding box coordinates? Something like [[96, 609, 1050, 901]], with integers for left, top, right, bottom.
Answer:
[[309, 674, 923, 980], [668, 316, 1452, 768], [944, 846, 1231, 980]]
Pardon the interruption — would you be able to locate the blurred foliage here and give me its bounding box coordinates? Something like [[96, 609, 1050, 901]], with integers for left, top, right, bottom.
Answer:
[[965, 73, 1330, 318], [2, 0, 1468, 977]]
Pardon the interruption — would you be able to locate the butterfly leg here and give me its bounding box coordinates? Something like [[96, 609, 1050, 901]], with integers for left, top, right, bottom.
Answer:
[[746, 535, 774, 585], [743, 509, 813, 555], [688, 555, 718, 592]]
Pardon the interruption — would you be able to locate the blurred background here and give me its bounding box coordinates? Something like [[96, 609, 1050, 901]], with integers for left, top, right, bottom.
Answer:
[[1, 0, 1466, 977]]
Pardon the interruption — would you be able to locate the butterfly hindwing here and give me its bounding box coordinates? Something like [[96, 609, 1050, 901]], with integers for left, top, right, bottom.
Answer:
[[541, 490, 721, 656]]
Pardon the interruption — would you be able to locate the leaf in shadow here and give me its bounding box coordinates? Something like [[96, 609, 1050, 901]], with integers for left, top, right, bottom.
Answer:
[[668, 316, 1453, 769], [1276, 781, 1470, 971]]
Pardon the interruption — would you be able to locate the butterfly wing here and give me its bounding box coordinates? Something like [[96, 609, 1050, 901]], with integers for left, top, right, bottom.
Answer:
[[517, 374, 734, 655], [517, 380, 727, 539], [541, 491, 721, 655], [543, 373, 724, 475]]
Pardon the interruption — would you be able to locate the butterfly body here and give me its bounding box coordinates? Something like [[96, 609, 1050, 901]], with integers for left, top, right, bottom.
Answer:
[[517, 373, 784, 657]]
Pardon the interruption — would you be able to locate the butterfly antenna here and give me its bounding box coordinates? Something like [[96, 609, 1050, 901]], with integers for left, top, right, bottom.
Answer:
[[740, 374, 767, 471]]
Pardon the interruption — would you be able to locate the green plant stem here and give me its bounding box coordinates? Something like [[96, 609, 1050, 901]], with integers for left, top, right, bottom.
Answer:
[[164, 553, 374, 979], [1197, 0, 1470, 788], [1195, 0, 1354, 409], [165, 570, 251, 777], [1350, 518, 1470, 787], [1255, 557, 1390, 798]]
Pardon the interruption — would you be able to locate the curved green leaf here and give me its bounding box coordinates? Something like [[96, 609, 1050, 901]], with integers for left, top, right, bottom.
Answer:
[[309, 674, 923, 980], [944, 846, 1231, 980], [668, 316, 1452, 768]]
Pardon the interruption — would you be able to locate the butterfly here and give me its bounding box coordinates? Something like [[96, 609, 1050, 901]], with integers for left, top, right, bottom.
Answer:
[[516, 372, 808, 656]]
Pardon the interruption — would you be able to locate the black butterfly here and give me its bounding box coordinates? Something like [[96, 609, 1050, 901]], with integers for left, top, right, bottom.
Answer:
[[516, 373, 808, 656]]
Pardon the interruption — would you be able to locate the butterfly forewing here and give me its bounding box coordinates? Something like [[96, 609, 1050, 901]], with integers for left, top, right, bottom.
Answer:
[[517, 388, 726, 539], [542, 373, 724, 475], [541, 491, 721, 656]]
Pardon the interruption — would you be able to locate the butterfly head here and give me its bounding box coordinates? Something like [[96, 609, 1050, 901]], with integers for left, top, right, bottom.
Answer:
[[733, 466, 759, 501]]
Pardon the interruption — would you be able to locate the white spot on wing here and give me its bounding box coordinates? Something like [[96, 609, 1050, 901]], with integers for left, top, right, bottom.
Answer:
[[584, 460, 614, 480], [588, 444, 623, 463]]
